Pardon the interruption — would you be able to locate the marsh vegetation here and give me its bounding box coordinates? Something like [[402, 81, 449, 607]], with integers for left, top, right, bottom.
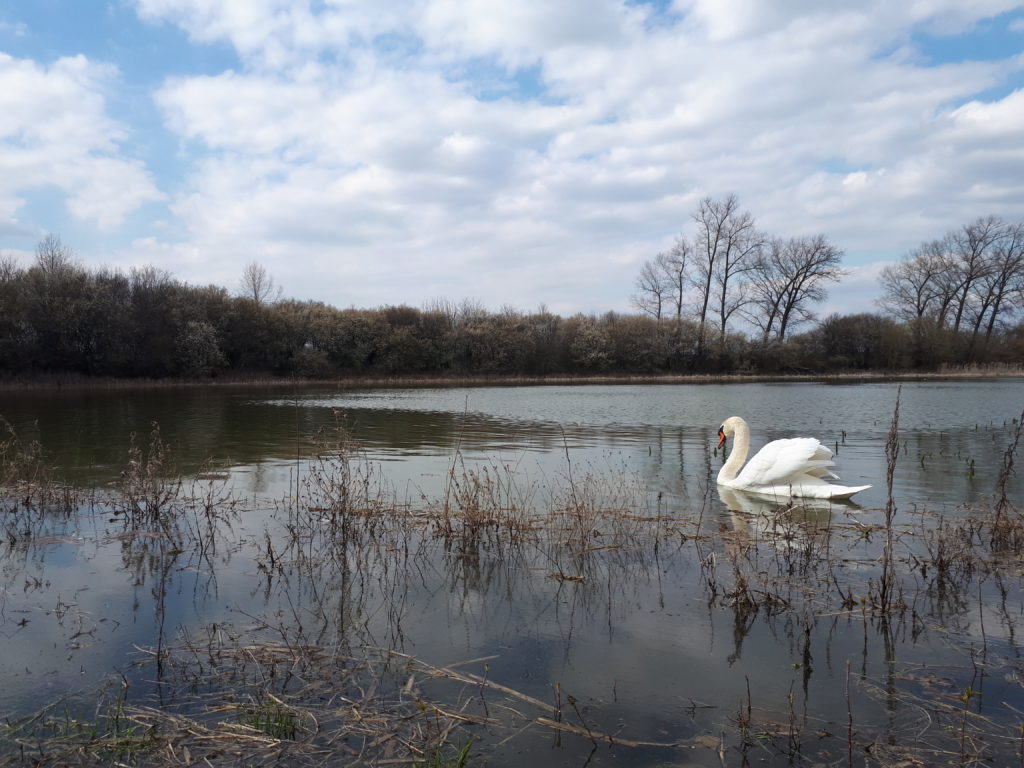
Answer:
[[1, 381, 1023, 766], [2, 222, 1023, 384]]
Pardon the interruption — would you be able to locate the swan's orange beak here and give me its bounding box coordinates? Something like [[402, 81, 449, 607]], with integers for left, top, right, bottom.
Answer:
[[717, 427, 726, 448]]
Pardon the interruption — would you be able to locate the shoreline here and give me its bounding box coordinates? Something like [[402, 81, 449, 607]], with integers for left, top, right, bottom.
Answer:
[[1, 364, 1022, 392]]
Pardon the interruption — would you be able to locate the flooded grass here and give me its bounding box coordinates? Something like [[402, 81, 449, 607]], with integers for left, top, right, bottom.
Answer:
[[2, 409, 1024, 766]]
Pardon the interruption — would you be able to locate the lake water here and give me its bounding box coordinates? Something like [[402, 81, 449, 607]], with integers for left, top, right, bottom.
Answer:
[[1, 379, 1023, 765], [5, 378, 1022, 512]]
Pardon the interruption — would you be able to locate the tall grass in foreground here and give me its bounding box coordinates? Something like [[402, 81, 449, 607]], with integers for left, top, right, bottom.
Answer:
[[0, 416, 80, 520], [0, 418, 46, 489], [876, 386, 902, 614]]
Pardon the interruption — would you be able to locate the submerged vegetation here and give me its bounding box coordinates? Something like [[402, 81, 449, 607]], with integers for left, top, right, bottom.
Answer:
[[1, 400, 1023, 766]]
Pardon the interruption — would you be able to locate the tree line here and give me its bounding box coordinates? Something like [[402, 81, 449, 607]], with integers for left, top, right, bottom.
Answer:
[[0, 222, 1021, 381], [878, 215, 1024, 366], [631, 196, 1024, 370], [632, 193, 847, 347]]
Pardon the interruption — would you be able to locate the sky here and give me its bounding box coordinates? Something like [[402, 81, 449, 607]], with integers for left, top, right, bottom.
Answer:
[[2, 1, 1024, 319]]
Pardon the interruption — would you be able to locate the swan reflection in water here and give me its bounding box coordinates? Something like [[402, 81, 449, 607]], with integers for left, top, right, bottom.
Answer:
[[716, 485, 858, 548], [712, 486, 859, 665]]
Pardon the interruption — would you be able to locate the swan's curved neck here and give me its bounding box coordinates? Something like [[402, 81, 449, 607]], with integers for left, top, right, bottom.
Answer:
[[717, 420, 750, 483]]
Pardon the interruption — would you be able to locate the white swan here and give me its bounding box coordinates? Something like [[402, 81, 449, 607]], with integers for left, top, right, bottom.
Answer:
[[716, 416, 871, 500]]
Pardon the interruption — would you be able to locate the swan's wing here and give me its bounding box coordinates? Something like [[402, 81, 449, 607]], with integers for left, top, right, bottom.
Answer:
[[735, 437, 834, 487]]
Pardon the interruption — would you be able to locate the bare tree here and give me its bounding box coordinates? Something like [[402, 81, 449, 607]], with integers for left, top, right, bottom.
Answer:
[[920, 236, 963, 329], [131, 264, 173, 293], [971, 220, 1024, 349], [631, 239, 693, 321], [692, 197, 728, 348], [0, 252, 19, 282], [946, 216, 1004, 333], [239, 261, 281, 306], [750, 234, 845, 342], [34, 233, 76, 274], [457, 297, 488, 323], [877, 243, 948, 323], [662, 237, 691, 320], [631, 256, 669, 319], [423, 297, 460, 327], [691, 194, 762, 353]]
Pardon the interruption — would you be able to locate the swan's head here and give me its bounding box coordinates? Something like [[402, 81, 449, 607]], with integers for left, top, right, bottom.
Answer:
[[717, 416, 746, 448]]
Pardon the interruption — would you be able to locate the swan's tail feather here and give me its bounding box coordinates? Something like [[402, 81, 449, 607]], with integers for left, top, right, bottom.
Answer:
[[826, 484, 872, 500]]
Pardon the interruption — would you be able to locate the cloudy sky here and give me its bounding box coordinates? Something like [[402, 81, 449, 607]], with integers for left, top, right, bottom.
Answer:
[[2, 1, 1023, 317]]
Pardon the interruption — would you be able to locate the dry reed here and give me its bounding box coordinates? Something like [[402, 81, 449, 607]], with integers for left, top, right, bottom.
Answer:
[[3, 403, 1024, 767]]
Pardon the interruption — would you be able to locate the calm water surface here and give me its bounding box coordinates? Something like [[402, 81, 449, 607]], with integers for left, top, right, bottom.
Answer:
[[5, 378, 1023, 511], [1, 379, 1023, 765]]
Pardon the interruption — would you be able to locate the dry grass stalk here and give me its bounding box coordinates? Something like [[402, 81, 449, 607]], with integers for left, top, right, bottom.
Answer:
[[0, 416, 79, 516], [876, 387, 903, 615], [989, 410, 1023, 551], [116, 423, 182, 528]]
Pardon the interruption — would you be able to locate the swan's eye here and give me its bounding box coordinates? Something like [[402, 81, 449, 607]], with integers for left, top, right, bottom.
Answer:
[[717, 426, 724, 435]]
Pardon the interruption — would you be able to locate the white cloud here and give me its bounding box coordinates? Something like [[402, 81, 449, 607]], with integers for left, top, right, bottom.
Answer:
[[950, 87, 1024, 137], [418, 0, 638, 69], [673, 0, 1024, 42], [134, 0, 419, 71], [26, 0, 1024, 314], [821, 260, 891, 318], [0, 19, 27, 37], [0, 53, 164, 232]]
